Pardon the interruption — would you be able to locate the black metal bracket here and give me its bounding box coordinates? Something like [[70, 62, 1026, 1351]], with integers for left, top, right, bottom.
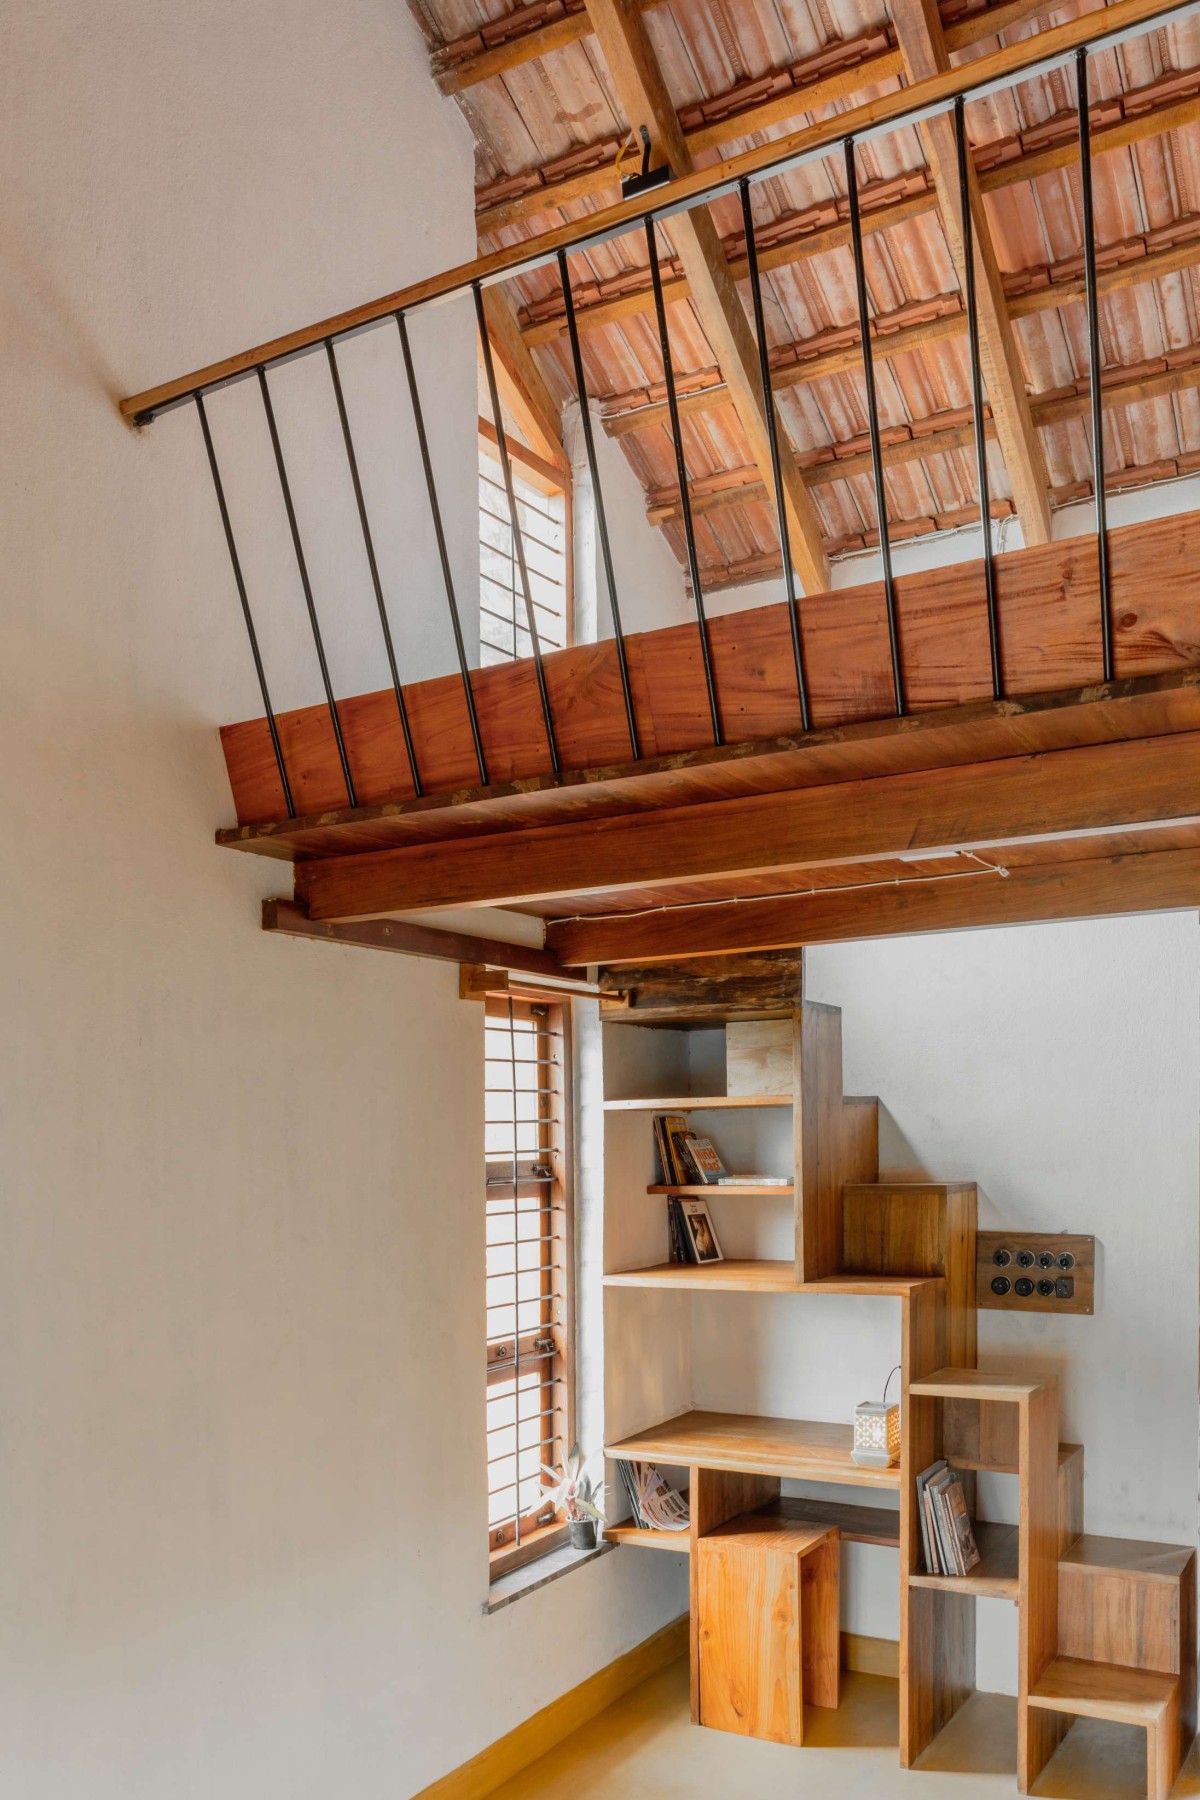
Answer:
[[620, 126, 671, 202]]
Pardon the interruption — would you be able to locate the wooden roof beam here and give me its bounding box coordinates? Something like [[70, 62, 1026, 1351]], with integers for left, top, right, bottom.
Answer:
[[516, 79, 1200, 348], [642, 323, 1200, 527], [471, 0, 1061, 232], [293, 733, 1200, 918], [481, 287, 570, 477], [547, 842, 1200, 964], [581, 0, 829, 592], [891, 0, 1050, 542], [603, 226, 1200, 440]]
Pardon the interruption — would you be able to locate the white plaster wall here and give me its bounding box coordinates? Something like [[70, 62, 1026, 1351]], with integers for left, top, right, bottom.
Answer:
[[0, 5, 682, 1796], [568, 400, 688, 642]]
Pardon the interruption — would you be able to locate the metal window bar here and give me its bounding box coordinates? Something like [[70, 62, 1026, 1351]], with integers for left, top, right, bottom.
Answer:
[[484, 997, 568, 1559], [737, 177, 811, 732], [556, 246, 641, 759], [395, 310, 489, 786], [644, 217, 723, 745], [843, 137, 905, 716], [256, 365, 357, 806], [1075, 46, 1114, 683], [193, 393, 296, 819], [952, 98, 1002, 701], [324, 338, 423, 795], [473, 283, 561, 774]]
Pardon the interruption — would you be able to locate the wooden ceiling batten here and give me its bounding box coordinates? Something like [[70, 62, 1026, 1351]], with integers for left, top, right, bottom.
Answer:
[[580, 0, 831, 592]]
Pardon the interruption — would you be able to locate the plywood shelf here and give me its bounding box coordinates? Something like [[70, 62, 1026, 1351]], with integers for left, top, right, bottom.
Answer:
[[606, 1409, 902, 1490], [647, 1182, 794, 1196], [604, 1261, 942, 1296], [604, 1095, 792, 1110], [908, 1520, 1020, 1600]]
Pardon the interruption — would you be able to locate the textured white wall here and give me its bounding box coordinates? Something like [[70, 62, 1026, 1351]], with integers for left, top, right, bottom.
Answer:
[[0, 5, 682, 1796]]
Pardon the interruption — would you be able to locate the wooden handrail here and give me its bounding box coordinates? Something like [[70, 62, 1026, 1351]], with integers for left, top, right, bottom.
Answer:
[[120, 0, 1196, 425]]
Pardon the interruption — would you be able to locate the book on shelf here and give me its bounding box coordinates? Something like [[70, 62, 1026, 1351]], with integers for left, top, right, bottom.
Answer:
[[664, 1194, 724, 1264], [618, 1460, 690, 1532], [716, 1174, 790, 1186], [666, 1196, 688, 1264], [682, 1135, 726, 1184], [915, 1461, 980, 1576], [653, 1113, 697, 1185]]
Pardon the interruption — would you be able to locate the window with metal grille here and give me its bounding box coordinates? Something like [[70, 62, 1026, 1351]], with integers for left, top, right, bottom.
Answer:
[[478, 431, 570, 667], [485, 995, 574, 1577]]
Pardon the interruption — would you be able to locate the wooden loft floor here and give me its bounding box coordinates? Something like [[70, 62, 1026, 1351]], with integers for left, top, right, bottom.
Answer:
[[217, 508, 1200, 965]]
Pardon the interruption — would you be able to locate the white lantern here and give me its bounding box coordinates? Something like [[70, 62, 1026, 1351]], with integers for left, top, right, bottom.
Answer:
[[852, 1367, 901, 1467]]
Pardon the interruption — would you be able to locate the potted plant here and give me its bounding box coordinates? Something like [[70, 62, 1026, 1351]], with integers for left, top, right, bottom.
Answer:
[[543, 1443, 606, 1550]]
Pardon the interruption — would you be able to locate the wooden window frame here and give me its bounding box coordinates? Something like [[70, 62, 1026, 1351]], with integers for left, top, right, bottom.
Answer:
[[485, 995, 576, 1581]]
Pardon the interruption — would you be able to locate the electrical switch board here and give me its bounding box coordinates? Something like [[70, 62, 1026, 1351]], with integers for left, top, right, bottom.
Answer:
[[976, 1231, 1095, 1315]]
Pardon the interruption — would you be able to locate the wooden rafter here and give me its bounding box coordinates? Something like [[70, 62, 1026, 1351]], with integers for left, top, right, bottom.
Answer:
[[581, 0, 829, 591], [480, 286, 569, 477], [644, 354, 1200, 525], [891, 0, 1049, 543], [604, 227, 1200, 442], [293, 733, 1200, 918], [516, 76, 1200, 350], [468, 0, 1061, 229]]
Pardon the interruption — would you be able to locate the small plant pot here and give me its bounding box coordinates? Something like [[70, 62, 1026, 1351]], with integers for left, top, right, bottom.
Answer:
[[568, 1518, 597, 1552]]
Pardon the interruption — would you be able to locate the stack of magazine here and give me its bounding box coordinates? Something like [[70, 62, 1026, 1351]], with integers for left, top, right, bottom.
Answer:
[[916, 1461, 981, 1575], [617, 1460, 690, 1533]]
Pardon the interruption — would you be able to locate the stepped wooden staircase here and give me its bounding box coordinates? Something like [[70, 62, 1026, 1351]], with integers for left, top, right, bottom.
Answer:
[[603, 997, 1196, 1796]]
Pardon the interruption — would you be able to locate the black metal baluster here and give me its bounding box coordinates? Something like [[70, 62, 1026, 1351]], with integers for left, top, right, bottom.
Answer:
[[738, 176, 811, 732], [953, 96, 1002, 701], [473, 281, 561, 776], [395, 310, 489, 786], [195, 392, 295, 819], [1075, 47, 1114, 683], [844, 137, 905, 715], [325, 338, 423, 796], [257, 364, 357, 807], [556, 247, 642, 760], [644, 217, 723, 745]]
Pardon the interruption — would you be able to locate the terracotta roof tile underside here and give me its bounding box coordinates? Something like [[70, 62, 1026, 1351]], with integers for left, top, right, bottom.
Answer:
[[407, 0, 1200, 586]]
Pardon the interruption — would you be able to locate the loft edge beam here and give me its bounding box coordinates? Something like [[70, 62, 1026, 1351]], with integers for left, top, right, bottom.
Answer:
[[292, 732, 1200, 919], [261, 896, 565, 976], [546, 844, 1200, 964]]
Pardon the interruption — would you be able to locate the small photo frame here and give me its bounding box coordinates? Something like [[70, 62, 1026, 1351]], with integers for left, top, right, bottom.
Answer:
[[680, 1197, 723, 1264]]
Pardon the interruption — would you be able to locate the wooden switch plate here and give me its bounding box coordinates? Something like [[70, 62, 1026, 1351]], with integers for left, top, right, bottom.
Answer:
[[977, 1231, 1095, 1314]]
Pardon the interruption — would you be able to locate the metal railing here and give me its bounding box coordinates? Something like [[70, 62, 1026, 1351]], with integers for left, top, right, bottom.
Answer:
[[125, 0, 1193, 820]]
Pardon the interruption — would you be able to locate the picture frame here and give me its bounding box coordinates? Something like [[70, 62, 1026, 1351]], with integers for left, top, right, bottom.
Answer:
[[679, 1197, 723, 1264]]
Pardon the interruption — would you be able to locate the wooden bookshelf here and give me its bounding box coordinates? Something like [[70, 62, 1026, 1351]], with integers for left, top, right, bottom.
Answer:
[[604, 1261, 941, 1297], [606, 1408, 902, 1491], [647, 1182, 793, 1196], [908, 1520, 1020, 1600], [604, 1094, 792, 1110]]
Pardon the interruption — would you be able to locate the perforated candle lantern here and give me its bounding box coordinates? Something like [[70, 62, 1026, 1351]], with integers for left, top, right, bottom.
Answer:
[[852, 1367, 901, 1468]]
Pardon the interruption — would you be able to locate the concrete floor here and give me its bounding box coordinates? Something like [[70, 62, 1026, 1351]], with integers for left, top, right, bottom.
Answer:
[[492, 1660, 1200, 1800]]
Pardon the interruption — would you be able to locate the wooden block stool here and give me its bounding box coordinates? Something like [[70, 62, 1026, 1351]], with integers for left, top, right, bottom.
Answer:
[[696, 1510, 840, 1746]]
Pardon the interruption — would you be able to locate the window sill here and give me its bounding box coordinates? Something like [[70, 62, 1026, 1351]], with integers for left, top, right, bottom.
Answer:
[[484, 1539, 615, 1613]]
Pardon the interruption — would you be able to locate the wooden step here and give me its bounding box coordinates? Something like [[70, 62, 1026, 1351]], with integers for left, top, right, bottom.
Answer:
[[908, 1366, 1051, 1402], [603, 1260, 942, 1296], [605, 1494, 900, 1556], [606, 1409, 901, 1490], [1030, 1655, 1178, 1725]]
